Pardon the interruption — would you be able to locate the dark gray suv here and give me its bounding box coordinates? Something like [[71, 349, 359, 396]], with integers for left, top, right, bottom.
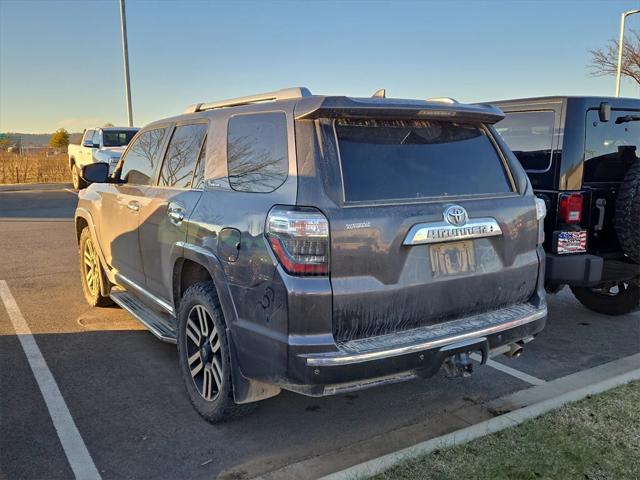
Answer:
[[75, 87, 548, 422]]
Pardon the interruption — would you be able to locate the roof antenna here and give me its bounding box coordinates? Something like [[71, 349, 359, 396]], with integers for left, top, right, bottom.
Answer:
[[372, 89, 386, 98]]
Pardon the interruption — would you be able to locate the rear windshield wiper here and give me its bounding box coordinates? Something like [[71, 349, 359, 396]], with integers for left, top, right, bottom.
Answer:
[[615, 115, 640, 124]]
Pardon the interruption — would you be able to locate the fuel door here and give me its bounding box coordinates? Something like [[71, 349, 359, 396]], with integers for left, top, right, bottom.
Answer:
[[218, 228, 241, 262]]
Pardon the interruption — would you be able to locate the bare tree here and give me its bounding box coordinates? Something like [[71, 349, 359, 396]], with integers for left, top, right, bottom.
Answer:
[[589, 29, 640, 86]]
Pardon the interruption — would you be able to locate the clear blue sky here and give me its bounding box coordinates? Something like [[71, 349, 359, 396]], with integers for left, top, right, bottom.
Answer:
[[1, 0, 639, 133]]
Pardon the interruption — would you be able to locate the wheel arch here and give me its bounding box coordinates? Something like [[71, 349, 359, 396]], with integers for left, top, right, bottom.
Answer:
[[172, 245, 281, 404], [74, 208, 114, 284], [75, 216, 88, 244]]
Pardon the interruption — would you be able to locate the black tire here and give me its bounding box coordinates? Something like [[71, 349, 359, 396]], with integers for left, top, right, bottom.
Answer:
[[78, 227, 113, 307], [177, 281, 256, 423], [615, 160, 640, 263], [571, 283, 640, 316], [71, 162, 87, 191]]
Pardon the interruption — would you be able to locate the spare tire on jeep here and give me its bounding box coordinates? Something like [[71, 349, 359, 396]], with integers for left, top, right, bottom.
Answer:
[[615, 160, 640, 263]]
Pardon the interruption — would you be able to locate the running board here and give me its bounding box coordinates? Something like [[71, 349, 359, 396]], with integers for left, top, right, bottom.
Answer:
[[110, 289, 177, 343]]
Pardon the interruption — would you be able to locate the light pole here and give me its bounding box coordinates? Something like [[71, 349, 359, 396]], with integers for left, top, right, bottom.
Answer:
[[119, 0, 133, 126], [615, 9, 640, 97]]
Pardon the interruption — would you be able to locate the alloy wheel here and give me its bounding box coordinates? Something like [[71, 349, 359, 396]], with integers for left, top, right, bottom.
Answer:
[[185, 305, 223, 401], [82, 237, 100, 297]]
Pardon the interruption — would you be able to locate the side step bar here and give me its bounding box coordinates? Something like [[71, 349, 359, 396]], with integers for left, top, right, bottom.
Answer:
[[110, 289, 177, 344]]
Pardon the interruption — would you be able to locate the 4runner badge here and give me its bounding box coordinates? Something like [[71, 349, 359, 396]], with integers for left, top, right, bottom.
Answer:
[[403, 206, 502, 245]]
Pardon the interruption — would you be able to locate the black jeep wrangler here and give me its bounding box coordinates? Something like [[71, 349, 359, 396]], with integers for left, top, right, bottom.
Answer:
[[493, 96, 640, 315]]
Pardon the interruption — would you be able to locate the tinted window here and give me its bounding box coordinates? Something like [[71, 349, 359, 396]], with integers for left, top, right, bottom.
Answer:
[[227, 113, 288, 192], [494, 111, 555, 171], [336, 119, 511, 202], [193, 136, 207, 190], [103, 130, 138, 147], [120, 128, 167, 185], [159, 124, 207, 188], [584, 109, 639, 182]]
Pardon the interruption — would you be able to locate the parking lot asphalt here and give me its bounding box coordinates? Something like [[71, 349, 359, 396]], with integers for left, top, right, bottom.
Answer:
[[1, 185, 639, 480]]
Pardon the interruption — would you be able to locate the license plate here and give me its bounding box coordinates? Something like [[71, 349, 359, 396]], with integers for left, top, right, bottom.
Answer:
[[430, 240, 476, 277]]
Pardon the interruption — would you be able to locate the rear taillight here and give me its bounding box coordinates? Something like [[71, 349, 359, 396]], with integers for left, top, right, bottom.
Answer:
[[558, 193, 583, 224], [266, 206, 329, 275], [535, 197, 547, 245]]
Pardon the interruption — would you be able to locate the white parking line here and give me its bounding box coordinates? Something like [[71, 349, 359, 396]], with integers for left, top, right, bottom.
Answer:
[[470, 353, 546, 386], [0, 280, 101, 480], [64, 188, 78, 196]]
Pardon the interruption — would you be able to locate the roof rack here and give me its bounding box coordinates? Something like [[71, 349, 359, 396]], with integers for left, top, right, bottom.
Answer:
[[426, 97, 459, 104], [183, 87, 312, 114]]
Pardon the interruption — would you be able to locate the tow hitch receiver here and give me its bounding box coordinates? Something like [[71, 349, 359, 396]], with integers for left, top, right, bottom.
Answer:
[[440, 337, 489, 378], [444, 352, 474, 378]]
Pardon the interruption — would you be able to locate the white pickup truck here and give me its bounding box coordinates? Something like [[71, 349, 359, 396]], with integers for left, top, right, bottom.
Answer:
[[68, 127, 138, 189]]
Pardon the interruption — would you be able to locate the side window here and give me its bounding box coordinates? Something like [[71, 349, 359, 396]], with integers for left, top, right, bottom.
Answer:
[[227, 112, 288, 192], [158, 124, 207, 188], [94, 130, 102, 146], [192, 136, 207, 190], [120, 127, 167, 185], [494, 111, 555, 171]]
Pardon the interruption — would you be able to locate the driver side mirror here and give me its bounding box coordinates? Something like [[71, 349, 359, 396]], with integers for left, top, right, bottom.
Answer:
[[81, 163, 110, 184], [82, 140, 98, 148]]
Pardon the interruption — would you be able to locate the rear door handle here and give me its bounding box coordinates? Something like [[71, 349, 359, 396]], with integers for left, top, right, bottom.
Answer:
[[168, 203, 185, 225], [127, 200, 140, 212]]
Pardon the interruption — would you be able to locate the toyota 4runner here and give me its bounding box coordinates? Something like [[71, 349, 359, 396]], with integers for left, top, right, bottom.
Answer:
[[494, 96, 640, 315], [75, 88, 547, 422]]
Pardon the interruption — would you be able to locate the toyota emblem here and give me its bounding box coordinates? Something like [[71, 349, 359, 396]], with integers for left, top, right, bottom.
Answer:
[[444, 205, 468, 227]]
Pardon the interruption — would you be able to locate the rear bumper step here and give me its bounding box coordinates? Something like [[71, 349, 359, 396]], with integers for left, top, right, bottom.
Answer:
[[545, 253, 603, 286], [302, 302, 546, 367]]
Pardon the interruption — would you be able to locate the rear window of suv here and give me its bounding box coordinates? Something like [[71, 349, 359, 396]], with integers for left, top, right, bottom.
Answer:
[[584, 109, 639, 183], [335, 119, 512, 202]]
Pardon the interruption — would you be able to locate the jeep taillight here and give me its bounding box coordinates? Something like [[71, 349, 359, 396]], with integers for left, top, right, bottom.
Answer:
[[266, 206, 329, 275], [558, 193, 583, 224]]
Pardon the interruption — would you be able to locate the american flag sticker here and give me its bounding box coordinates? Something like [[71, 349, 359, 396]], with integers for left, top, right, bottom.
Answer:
[[556, 230, 587, 254]]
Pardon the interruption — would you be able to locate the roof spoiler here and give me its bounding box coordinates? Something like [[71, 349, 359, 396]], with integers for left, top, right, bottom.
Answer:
[[295, 97, 505, 124]]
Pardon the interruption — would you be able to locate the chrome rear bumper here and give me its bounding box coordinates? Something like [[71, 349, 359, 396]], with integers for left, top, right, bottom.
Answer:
[[302, 302, 547, 367]]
